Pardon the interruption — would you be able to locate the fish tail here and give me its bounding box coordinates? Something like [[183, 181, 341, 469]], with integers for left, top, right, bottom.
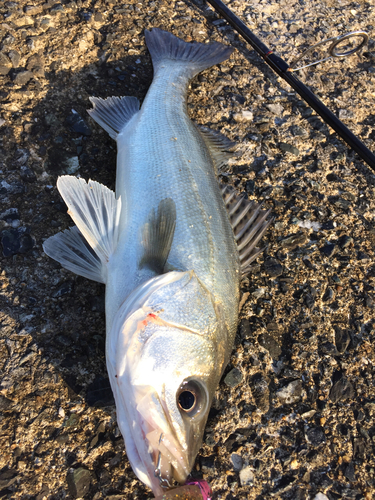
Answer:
[[145, 28, 234, 78]]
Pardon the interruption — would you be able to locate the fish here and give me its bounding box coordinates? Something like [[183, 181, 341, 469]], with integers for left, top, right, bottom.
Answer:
[[43, 28, 271, 496]]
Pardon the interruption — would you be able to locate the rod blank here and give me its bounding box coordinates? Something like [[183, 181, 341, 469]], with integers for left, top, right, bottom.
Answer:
[[205, 0, 375, 170]]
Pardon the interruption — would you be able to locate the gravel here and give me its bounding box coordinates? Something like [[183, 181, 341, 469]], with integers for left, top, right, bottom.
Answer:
[[0, 0, 375, 499]]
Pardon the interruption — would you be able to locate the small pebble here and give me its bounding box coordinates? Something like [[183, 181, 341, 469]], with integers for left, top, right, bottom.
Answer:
[[313, 494, 329, 500], [305, 427, 326, 446], [66, 109, 92, 136], [330, 376, 354, 403], [239, 467, 254, 486], [13, 70, 34, 85], [224, 368, 243, 388], [264, 257, 283, 277], [249, 374, 270, 411], [230, 453, 243, 471], [233, 110, 254, 122], [266, 103, 284, 115], [0, 53, 12, 75], [281, 232, 309, 250], [322, 287, 334, 302], [252, 287, 266, 299], [276, 380, 302, 404], [345, 461, 356, 482], [259, 332, 281, 359], [279, 142, 299, 156], [67, 468, 92, 498], [320, 242, 336, 257]]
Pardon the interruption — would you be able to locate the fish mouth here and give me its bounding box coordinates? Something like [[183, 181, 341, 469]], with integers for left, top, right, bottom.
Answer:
[[135, 389, 191, 489]]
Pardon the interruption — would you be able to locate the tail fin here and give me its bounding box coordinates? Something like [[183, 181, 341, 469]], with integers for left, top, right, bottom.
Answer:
[[145, 28, 234, 77]]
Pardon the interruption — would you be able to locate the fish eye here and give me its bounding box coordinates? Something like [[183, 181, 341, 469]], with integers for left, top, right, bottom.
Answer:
[[178, 390, 196, 411], [176, 379, 208, 420]]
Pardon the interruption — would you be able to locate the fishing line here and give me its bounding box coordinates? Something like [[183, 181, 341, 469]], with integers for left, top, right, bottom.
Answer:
[[203, 0, 375, 171]]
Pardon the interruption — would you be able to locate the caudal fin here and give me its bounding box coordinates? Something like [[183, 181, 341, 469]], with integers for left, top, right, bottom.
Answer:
[[145, 28, 234, 77]]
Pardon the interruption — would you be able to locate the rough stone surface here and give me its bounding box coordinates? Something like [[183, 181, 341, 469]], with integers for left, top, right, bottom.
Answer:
[[276, 379, 303, 404], [239, 466, 255, 486], [13, 70, 34, 85], [313, 494, 329, 500], [67, 468, 92, 498], [224, 367, 243, 388], [1, 0, 375, 499]]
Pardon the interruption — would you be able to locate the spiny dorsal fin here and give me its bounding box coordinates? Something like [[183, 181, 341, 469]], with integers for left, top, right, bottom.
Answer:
[[221, 184, 272, 274], [43, 176, 121, 284], [197, 125, 237, 170], [88, 96, 140, 139], [140, 198, 177, 274]]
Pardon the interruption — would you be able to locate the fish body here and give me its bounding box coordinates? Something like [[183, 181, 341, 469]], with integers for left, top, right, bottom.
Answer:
[[104, 32, 239, 338], [43, 29, 270, 496]]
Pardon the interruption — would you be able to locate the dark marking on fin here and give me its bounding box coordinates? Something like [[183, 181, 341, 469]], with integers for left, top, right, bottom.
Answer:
[[221, 184, 273, 274], [140, 198, 177, 274]]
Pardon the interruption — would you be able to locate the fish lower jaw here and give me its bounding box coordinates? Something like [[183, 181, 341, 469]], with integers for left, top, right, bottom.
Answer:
[[145, 428, 190, 488]]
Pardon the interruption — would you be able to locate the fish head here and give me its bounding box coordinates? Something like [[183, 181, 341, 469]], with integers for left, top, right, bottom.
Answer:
[[107, 270, 229, 495]]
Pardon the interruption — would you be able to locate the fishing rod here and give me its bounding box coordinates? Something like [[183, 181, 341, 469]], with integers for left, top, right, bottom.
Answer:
[[204, 0, 375, 171]]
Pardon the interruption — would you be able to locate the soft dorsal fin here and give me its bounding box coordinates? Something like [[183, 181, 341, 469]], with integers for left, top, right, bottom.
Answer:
[[88, 96, 140, 139], [221, 184, 272, 274], [139, 198, 177, 274], [43, 176, 121, 283], [197, 125, 237, 170]]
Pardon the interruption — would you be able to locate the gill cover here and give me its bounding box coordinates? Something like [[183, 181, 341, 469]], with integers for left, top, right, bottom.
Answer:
[[106, 271, 228, 494]]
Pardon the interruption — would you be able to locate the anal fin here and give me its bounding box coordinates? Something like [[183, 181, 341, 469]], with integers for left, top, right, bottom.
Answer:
[[221, 184, 272, 274], [140, 198, 177, 274], [88, 96, 140, 139]]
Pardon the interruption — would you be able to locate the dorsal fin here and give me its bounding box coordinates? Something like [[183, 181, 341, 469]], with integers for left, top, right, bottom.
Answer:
[[221, 184, 272, 274], [197, 125, 237, 170], [139, 198, 177, 274]]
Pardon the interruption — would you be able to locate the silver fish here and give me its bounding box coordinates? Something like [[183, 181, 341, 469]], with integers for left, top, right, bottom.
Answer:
[[43, 28, 271, 496]]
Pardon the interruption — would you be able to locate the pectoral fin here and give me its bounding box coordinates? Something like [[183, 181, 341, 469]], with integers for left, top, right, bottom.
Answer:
[[43, 176, 121, 283], [140, 198, 177, 274]]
